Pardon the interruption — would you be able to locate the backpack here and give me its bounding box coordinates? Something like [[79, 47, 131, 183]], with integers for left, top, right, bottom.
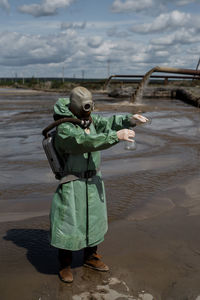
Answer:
[[42, 117, 92, 179], [42, 130, 64, 180]]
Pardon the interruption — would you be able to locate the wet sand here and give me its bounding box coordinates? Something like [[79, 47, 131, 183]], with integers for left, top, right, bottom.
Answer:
[[0, 88, 200, 299]]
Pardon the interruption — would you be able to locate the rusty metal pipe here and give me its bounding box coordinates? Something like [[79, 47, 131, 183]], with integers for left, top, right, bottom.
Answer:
[[153, 66, 200, 76], [131, 66, 200, 102], [104, 67, 200, 89]]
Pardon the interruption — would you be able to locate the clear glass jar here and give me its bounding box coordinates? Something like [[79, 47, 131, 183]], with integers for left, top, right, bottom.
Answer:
[[124, 139, 137, 150]]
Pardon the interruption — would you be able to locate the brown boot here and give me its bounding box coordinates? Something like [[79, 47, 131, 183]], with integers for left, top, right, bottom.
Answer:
[[58, 249, 73, 283], [84, 253, 109, 272], [59, 266, 73, 283]]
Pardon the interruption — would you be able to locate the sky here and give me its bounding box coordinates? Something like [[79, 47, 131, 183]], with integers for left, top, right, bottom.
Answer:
[[0, 0, 200, 78]]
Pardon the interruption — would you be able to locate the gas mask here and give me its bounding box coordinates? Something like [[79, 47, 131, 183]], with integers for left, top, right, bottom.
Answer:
[[69, 86, 94, 120]]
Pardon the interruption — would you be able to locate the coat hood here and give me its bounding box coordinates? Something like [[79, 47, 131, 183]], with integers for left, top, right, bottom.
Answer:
[[53, 97, 75, 119]]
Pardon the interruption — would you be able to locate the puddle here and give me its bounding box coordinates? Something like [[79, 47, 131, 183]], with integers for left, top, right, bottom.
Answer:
[[72, 277, 154, 300]]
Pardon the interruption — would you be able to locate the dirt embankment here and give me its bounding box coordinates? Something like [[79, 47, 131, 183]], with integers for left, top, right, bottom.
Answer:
[[173, 88, 200, 107], [108, 85, 200, 107]]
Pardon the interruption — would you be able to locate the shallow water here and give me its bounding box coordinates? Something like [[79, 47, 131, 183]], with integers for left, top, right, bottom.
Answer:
[[0, 89, 200, 299]]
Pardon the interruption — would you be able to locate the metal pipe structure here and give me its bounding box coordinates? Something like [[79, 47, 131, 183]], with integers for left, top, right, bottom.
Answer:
[[104, 67, 200, 90], [131, 66, 200, 102], [104, 74, 197, 87], [152, 66, 200, 76]]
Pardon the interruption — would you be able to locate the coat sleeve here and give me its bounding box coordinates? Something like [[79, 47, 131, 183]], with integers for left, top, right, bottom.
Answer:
[[92, 113, 136, 134], [55, 122, 119, 154]]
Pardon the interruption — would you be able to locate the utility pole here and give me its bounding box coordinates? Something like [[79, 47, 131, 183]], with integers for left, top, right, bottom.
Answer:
[[82, 70, 85, 80], [62, 66, 65, 83], [193, 57, 200, 81], [195, 57, 200, 71], [107, 59, 111, 78]]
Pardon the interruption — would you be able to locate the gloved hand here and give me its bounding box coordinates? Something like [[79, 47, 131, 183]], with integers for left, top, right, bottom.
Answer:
[[117, 129, 135, 141]]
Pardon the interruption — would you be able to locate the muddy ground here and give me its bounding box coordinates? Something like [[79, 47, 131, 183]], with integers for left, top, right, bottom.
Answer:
[[0, 88, 200, 300]]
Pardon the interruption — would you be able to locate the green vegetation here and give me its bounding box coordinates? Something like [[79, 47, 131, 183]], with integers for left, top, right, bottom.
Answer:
[[0, 77, 107, 91], [0, 77, 199, 91]]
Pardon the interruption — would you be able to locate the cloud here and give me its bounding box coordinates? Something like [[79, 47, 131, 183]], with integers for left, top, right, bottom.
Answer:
[[151, 28, 200, 45], [0, 0, 10, 11], [176, 0, 197, 5], [0, 14, 199, 77], [0, 30, 113, 74], [111, 0, 199, 14], [61, 22, 86, 30], [18, 0, 75, 17], [0, 29, 119, 77], [130, 10, 191, 33], [128, 44, 171, 65], [87, 37, 103, 48], [107, 26, 119, 37], [111, 0, 154, 13], [0, 30, 78, 66], [107, 26, 131, 38]]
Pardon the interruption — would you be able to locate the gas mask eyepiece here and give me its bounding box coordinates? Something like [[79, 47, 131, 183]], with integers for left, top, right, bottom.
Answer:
[[83, 102, 94, 112]]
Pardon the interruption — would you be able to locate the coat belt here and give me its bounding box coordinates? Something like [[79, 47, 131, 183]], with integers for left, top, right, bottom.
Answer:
[[59, 169, 99, 184]]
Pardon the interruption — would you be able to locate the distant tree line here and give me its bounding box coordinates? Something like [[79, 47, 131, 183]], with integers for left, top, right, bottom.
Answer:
[[0, 76, 199, 91]]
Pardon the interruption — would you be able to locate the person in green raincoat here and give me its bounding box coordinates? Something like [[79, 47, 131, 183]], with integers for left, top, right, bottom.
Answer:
[[50, 86, 148, 283]]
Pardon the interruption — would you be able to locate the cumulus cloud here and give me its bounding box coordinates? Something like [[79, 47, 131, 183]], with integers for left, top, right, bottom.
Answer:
[[0, 0, 10, 11], [151, 28, 200, 45], [87, 37, 103, 48], [0, 29, 124, 76], [0, 30, 115, 77], [61, 22, 86, 30], [0, 27, 197, 77], [0, 30, 78, 66], [18, 0, 75, 17], [129, 44, 171, 65], [0, 12, 199, 77], [131, 10, 191, 33]]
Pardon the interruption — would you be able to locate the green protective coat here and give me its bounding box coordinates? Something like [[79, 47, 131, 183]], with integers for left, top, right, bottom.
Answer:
[[50, 97, 133, 251]]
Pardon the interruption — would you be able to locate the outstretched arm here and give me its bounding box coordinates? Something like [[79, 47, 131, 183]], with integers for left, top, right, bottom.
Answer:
[[92, 113, 149, 133], [55, 122, 119, 154]]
